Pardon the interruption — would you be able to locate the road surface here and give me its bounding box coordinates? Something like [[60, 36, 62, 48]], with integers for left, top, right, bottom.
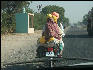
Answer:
[[2, 25, 93, 69], [63, 25, 93, 59]]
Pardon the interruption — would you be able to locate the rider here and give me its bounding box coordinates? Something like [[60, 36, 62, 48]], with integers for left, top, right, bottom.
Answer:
[[58, 22, 65, 37], [58, 22, 65, 57], [40, 12, 64, 57]]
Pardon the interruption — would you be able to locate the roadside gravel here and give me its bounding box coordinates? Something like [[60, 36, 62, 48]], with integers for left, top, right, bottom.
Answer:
[[1, 30, 42, 65]]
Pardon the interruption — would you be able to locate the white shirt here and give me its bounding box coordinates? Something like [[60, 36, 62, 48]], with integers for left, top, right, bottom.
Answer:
[[59, 23, 65, 37]]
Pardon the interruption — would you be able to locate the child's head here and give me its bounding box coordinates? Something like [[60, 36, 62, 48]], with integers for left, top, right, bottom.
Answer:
[[52, 12, 59, 19], [52, 12, 59, 24]]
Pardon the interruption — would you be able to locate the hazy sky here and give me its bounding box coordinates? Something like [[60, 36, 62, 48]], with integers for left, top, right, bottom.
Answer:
[[29, 1, 93, 24]]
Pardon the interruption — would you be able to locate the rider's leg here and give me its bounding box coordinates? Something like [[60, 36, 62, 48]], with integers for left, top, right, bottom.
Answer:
[[59, 41, 64, 56], [59, 43, 63, 55]]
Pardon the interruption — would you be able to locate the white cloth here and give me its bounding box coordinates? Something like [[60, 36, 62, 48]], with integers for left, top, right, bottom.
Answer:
[[59, 23, 65, 37], [60, 23, 64, 31]]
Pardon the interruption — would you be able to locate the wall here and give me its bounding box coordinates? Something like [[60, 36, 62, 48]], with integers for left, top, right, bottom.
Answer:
[[16, 13, 28, 33]]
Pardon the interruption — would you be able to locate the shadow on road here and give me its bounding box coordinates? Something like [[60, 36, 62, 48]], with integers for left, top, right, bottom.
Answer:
[[65, 34, 93, 38], [2, 64, 40, 70]]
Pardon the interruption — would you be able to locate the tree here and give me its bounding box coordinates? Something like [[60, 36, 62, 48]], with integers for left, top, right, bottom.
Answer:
[[63, 17, 69, 27], [1, 1, 31, 13], [40, 5, 69, 26], [33, 13, 47, 30], [82, 14, 89, 25], [82, 7, 93, 25], [1, 1, 32, 34]]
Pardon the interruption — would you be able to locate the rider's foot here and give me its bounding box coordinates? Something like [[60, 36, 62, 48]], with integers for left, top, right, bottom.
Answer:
[[58, 55, 62, 58]]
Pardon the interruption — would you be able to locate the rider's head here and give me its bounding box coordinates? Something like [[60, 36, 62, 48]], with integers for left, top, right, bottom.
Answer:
[[47, 14, 54, 23], [47, 18, 54, 23], [52, 15, 57, 24], [47, 14, 52, 18]]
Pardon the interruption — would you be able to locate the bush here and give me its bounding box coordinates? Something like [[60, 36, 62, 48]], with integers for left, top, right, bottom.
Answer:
[[1, 12, 16, 34], [33, 13, 47, 30]]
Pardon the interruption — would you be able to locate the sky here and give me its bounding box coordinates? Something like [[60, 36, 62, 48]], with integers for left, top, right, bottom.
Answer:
[[29, 1, 93, 24]]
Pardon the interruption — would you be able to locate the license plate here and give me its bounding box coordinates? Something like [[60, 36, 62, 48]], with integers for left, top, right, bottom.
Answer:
[[46, 52, 54, 56]]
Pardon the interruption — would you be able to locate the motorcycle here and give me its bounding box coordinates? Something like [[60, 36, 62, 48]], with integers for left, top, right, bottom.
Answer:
[[36, 38, 63, 67], [36, 39, 61, 58]]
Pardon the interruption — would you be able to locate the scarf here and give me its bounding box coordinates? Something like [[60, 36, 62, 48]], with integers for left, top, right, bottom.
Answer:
[[45, 22, 62, 41]]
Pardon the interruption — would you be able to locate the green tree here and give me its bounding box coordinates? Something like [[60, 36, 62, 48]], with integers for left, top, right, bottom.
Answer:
[[63, 17, 69, 27], [40, 5, 69, 27], [82, 7, 93, 25], [82, 14, 89, 25], [33, 13, 47, 30], [1, 1, 32, 34], [41, 5, 64, 22], [1, 1, 31, 13]]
